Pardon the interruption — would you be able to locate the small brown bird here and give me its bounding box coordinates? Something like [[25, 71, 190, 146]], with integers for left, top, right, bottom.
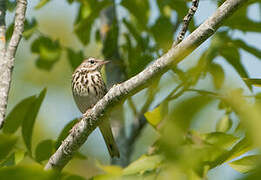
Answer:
[[71, 57, 120, 158]]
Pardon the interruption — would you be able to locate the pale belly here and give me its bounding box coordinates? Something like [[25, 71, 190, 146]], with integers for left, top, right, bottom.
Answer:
[[73, 92, 100, 113]]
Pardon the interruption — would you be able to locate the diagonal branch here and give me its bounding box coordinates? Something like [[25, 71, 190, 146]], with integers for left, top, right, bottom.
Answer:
[[112, 0, 199, 166], [0, 0, 27, 128], [45, 0, 248, 171]]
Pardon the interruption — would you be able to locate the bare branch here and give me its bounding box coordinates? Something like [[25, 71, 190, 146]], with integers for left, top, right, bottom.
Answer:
[[0, 0, 27, 128], [45, 0, 248, 171], [172, 0, 199, 48]]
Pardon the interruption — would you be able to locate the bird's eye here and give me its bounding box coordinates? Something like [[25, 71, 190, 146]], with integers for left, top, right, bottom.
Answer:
[[90, 60, 95, 64]]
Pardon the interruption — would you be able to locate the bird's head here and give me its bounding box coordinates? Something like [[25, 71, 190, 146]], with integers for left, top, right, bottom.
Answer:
[[79, 57, 109, 72]]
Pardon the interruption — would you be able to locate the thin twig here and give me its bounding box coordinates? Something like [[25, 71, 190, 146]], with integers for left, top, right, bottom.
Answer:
[[45, 0, 248, 171], [172, 0, 199, 48], [0, 0, 27, 128]]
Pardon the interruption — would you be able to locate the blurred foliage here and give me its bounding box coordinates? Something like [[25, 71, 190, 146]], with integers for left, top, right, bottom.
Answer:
[[1, 0, 261, 179]]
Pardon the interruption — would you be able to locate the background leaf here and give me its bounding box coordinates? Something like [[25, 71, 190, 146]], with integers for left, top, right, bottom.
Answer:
[[3, 96, 36, 134], [22, 88, 47, 154], [229, 155, 260, 173], [31, 36, 61, 70], [35, 139, 54, 163], [0, 134, 17, 163]]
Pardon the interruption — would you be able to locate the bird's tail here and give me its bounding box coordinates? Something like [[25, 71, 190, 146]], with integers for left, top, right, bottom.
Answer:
[[99, 119, 120, 158]]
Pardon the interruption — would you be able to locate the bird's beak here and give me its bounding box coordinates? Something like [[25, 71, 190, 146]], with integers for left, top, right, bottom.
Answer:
[[100, 60, 110, 65]]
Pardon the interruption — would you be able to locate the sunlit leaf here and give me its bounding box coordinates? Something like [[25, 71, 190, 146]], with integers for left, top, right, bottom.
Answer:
[[35, 139, 54, 163], [22, 88, 47, 154], [203, 132, 238, 149], [145, 102, 168, 128], [229, 155, 260, 173], [0, 134, 17, 162], [97, 161, 122, 176], [225, 137, 253, 162], [216, 115, 232, 132], [3, 95, 36, 134], [123, 155, 163, 175], [14, 149, 26, 165]]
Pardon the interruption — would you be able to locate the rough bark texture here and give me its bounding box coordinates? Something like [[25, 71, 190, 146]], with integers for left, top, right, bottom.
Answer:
[[45, 0, 248, 171], [0, 0, 27, 128]]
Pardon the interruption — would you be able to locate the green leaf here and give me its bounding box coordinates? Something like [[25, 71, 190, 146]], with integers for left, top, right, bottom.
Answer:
[[62, 175, 86, 180], [170, 95, 214, 130], [0, 134, 17, 162], [7, 0, 16, 12], [145, 102, 168, 128], [0, 153, 15, 167], [23, 18, 38, 40], [224, 6, 261, 32], [0, 149, 26, 167], [0, 166, 62, 180], [216, 115, 232, 132], [35, 139, 54, 163], [208, 63, 225, 89], [102, 21, 119, 58], [74, 1, 111, 45], [14, 149, 26, 165], [220, 45, 248, 79], [203, 132, 238, 149], [121, 0, 150, 29], [243, 78, 261, 87], [157, 0, 189, 20], [31, 36, 61, 70], [96, 161, 122, 176], [66, 48, 84, 71], [145, 106, 162, 128], [22, 88, 47, 154], [122, 155, 163, 175], [3, 96, 36, 134], [5, 23, 14, 41], [35, 0, 51, 9], [229, 155, 260, 173], [55, 119, 79, 150], [150, 16, 174, 51], [233, 39, 261, 60], [225, 137, 253, 162], [123, 19, 147, 51]]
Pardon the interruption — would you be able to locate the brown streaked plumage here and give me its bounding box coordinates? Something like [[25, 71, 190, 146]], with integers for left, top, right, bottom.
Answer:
[[72, 57, 120, 158]]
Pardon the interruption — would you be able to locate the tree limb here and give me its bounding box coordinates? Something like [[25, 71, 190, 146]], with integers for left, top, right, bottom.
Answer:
[[112, 0, 199, 166], [45, 0, 248, 171], [0, 0, 27, 128], [172, 0, 199, 48]]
